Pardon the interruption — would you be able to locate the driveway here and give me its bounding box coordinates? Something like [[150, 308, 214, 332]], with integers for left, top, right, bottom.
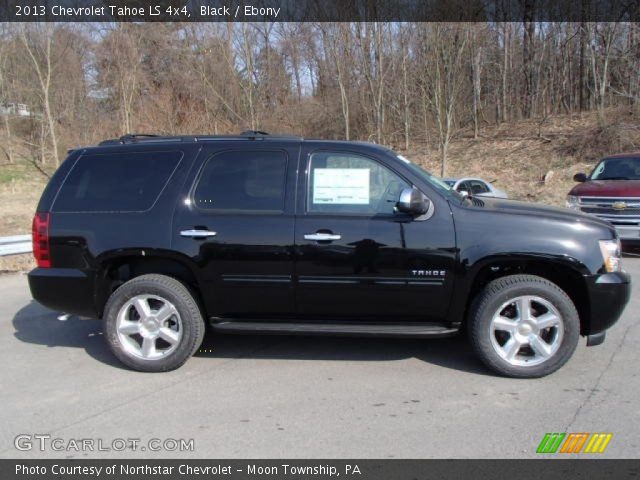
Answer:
[[1, 259, 638, 458]]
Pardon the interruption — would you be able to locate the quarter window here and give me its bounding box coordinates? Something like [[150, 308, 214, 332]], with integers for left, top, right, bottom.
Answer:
[[53, 151, 182, 213], [307, 152, 409, 215], [194, 151, 287, 211]]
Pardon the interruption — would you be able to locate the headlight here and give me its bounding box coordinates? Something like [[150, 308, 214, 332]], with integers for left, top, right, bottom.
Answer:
[[566, 195, 580, 210], [599, 239, 622, 272]]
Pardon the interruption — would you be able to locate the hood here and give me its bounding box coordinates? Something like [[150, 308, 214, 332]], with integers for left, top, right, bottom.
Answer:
[[465, 197, 613, 229], [569, 180, 640, 197]]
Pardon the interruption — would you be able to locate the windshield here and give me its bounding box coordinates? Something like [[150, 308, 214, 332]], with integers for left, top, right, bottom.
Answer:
[[590, 157, 640, 180], [392, 153, 463, 201]]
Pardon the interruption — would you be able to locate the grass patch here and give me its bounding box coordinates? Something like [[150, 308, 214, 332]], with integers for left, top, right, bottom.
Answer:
[[0, 159, 56, 185], [0, 163, 32, 184]]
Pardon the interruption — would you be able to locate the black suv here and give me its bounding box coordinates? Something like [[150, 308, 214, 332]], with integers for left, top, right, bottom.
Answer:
[[29, 132, 630, 377]]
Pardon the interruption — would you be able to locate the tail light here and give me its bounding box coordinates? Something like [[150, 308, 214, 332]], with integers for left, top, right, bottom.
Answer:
[[32, 212, 51, 268]]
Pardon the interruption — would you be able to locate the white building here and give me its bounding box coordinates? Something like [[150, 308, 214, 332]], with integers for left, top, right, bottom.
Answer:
[[0, 102, 31, 117]]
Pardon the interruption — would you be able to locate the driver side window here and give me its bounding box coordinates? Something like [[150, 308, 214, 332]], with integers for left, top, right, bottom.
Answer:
[[457, 181, 472, 194], [469, 180, 490, 194], [307, 152, 409, 215]]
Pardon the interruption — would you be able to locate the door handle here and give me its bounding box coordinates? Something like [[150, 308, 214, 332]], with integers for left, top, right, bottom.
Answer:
[[304, 232, 342, 241], [180, 229, 217, 238]]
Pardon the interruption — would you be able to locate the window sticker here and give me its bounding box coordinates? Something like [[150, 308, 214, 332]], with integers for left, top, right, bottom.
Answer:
[[313, 168, 370, 204]]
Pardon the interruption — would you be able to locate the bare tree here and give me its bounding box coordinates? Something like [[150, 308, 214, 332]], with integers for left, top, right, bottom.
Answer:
[[501, 23, 511, 122], [96, 24, 147, 135], [321, 23, 353, 139], [0, 20, 635, 164], [421, 23, 469, 176], [399, 24, 414, 149], [590, 22, 618, 119], [237, 23, 259, 130], [19, 23, 61, 166], [355, 22, 390, 143], [522, 2, 536, 118], [470, 24, 484, 139], [0, 24, 13, 163]]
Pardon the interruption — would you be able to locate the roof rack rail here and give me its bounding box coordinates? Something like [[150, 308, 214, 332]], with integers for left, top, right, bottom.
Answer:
[[238, 130, 304, 141], [119, 133, 161, 142], [98, 133, 182, 146], [97, 131, 303, 146], [240, 130, 270, 136]]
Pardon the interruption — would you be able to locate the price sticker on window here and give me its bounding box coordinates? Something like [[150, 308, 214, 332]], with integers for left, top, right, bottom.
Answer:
[[313, 169, 370, 204]]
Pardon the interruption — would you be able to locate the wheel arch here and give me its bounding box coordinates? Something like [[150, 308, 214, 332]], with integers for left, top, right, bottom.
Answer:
[[94, 250, 204, 318], [453, 254, 592, 336]]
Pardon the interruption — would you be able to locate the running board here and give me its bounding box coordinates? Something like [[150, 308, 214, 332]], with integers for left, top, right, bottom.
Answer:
[[210, 320, 459, 338]]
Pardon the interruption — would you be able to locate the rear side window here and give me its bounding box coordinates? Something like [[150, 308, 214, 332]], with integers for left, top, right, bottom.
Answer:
[[53, 151, 182, 213], [194, 150, 287, 212]]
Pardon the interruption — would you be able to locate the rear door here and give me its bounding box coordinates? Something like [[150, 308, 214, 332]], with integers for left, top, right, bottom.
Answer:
[[172, 142, 299, 319]]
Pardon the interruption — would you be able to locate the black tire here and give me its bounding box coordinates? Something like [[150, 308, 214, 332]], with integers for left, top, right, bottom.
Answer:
[[103, 274, 205, 372], [468, 274, 580, 378]]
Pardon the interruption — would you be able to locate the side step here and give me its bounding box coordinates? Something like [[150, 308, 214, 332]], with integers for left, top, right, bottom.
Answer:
[[210, 320, 459, 338]]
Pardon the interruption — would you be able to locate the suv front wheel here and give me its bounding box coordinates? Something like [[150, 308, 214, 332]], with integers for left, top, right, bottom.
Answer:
[[103, 274, 205, 372], [468, 274, 580, 378]]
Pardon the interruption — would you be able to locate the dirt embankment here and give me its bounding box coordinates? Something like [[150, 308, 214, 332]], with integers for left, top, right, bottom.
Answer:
[[405, 108, 640, 206]]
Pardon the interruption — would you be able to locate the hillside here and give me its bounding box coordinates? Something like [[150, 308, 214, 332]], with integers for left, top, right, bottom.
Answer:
[[0, 107, 638, 272], [405, 108, 640, 206]]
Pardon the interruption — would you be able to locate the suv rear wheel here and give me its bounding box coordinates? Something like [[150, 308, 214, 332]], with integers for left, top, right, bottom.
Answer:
[[103, 274, 205, 372], [468, 274, 579, 378]]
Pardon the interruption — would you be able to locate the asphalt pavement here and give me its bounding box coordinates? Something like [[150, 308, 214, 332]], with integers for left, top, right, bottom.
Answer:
[[1, 259, 638, 459]]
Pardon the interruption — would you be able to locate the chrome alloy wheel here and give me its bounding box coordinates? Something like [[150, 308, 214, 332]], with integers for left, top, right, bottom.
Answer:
[[115, 294, 182, 360], [489, 295, 564, 367]]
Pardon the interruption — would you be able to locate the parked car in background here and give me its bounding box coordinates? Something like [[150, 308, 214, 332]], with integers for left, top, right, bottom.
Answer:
[[568, 153, 640, 247], [443, 177, 508, 198]]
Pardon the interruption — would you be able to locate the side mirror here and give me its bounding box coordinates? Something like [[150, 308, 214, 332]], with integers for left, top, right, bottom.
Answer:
[[458, 190, 469, 197], [397, 187, 431, 216], [573, 172, 588, 183]]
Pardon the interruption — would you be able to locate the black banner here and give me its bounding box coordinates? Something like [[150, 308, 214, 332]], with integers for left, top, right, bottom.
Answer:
[[2, 459, 640, 480], [0, 0, 639, 22]]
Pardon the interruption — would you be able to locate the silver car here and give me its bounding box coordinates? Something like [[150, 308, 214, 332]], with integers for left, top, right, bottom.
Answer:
[[443, 177, 508, 199]]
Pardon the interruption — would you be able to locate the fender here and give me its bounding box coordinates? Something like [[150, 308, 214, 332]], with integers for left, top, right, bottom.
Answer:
[[94, 248, 204, 318], [446, 252, 591, 326]]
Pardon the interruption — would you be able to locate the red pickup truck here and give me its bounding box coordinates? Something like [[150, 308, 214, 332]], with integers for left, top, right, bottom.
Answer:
[[568, 153, 640, 246]]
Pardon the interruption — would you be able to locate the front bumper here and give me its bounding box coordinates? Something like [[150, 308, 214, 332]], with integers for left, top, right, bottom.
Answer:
[[584, 271, 631, 335], [28, 268, 99, 318]]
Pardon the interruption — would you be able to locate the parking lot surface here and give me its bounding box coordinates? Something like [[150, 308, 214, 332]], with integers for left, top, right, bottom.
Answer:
[[1, 259, 638, 458]]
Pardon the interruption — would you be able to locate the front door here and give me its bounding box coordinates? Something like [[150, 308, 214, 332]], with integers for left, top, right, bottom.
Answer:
[[172, 144, 298, 319], [294, 149, 455, 321]]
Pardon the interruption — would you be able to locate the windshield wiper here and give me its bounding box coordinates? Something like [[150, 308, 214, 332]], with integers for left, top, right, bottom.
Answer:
[[598, 176, 631, 180]]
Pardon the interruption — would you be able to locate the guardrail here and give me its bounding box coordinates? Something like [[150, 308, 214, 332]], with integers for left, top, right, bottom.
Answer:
[[0, 235, 32, 256]]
